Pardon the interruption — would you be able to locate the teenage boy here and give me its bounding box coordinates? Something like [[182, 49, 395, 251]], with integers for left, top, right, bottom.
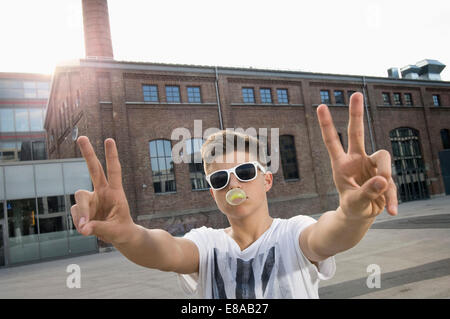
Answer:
[[71, 92, 398, 298]]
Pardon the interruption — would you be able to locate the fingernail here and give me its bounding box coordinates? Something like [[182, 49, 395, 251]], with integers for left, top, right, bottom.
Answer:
[[390, 205, 398, 215], [374, 181, 383, 191], [79, 217, 86, 227]]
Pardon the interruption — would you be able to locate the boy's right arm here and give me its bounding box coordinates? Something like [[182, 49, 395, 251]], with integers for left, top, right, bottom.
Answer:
[[114, 225, 199, 274], [71, 136, 199, 274]]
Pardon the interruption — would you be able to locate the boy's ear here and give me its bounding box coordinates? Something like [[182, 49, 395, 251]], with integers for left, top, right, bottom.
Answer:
[[209, 188, 215, 200]]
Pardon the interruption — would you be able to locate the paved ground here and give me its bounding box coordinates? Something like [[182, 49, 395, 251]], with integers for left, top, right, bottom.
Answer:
[[0, 196, 449, 299]]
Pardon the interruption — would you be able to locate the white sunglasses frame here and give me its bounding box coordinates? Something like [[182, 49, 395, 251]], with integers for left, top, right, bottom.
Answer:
[[205, 161, 267, 191]]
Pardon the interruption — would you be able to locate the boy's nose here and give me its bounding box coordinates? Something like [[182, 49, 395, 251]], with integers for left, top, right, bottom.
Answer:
[[227, 172, 241, 188]]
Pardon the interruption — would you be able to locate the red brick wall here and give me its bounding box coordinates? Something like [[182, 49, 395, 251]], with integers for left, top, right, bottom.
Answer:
[[46, 63, 450, 236]]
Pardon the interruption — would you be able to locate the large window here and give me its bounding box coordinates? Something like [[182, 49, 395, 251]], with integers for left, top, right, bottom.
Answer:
[[404, 93, 413, 106], [441, 129, 450, 150], [320, 90, 331, 104], [0, 109, 14, 132], [390, 127, 429, 202], [393, 93, 402, 106], [334, 90, 345, 105], [382, 92, 391, 105], [2, 161, 96, 265], [0, 80, 49, 99], [279, 135, 300, 180], [149, 139, 176, 193], [242, 88, 255, 104], [277, 89, 289, 104], [186, 138, 209, 190], [433, 94, 441, 106], [260, 88, 272, 104], [143, 85, 159, 102], [0, 108, 45, 133], [166, 86, 180, 103], [187, 87, 202, 103]]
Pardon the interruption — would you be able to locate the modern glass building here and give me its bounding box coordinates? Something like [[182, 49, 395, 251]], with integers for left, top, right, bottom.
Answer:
[[0, 158, 97, 267], [0, 72, 50, 163]]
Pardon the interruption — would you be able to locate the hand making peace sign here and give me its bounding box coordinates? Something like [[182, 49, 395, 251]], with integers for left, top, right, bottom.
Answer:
[[317, 92, 398, 219], [70, 137, 136, 244]]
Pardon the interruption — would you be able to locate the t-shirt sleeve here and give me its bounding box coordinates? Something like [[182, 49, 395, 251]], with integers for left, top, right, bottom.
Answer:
[[289, 215, 336, 281], [177, 226, 209, 297]]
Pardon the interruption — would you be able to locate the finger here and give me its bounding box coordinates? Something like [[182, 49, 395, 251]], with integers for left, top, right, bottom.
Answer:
[[347, 92, 366, 155], [79, 220, 110, 239], [359, 175, 388, 202], [368, 149, 392, 182], [77, 136, 108, 189], [317, 104, 346, 162], [384, 178, 398, 216], [105, 138, 123, 189], [74, 189, 95, 225], [70, 205, 81, 233]]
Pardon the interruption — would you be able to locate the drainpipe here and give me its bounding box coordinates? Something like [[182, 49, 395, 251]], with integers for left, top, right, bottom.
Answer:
[[362, 76, 375, 153], [214, 66, 224, 130]]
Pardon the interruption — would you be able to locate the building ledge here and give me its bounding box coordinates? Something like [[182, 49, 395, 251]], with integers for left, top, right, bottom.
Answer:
[[231, 103, 304, 107], [377, 105, 424, 109], [125, 101, 217, 107]]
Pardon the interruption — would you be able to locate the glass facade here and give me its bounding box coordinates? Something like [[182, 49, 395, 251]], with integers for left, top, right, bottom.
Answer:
[[0, 76, 50, 165], [0, 159, 97, 267], [0, 80, 49, 99]]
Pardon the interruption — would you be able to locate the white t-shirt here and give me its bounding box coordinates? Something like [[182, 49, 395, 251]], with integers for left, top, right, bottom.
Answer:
[[178, 215, 336, 299]]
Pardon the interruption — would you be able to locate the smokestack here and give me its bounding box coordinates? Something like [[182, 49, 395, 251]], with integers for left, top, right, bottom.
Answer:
[[82, 0, 114, 60]]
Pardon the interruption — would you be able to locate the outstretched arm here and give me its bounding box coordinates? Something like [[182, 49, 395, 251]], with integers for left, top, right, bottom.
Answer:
[[299, 93, 398, 262]]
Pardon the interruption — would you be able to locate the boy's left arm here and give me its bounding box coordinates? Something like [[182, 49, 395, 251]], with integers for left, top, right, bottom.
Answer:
[[299, 93, 398, 263]]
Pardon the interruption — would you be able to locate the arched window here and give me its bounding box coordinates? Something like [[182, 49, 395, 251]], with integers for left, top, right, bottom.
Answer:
[[186, 138, 209, 190], [441, 129, 450, 150], [389, 127, 428, 202], [279, 135, 299, 180], [149, 139, 176, 193]]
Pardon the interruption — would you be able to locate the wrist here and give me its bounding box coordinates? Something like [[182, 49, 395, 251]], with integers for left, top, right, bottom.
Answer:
[[113, 222, 142, 247], [336, 206, 376, 224]]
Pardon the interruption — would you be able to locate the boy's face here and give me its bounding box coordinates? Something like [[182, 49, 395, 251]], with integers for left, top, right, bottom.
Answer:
[[207, 151, 273, 220]]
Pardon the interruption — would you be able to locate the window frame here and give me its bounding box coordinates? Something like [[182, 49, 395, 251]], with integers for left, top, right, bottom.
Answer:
[[260, 88, 272, 104], [433, 94, 441, 106], [165, 85, 181, 103], [143, 85, 159, 102], [187, 86, 202, 104], [276, 88, 289, 104], [242, 87, 255, 104], [404, 93, 413, 106], [393, 92, 402, 106], [149, 139, 177, 194], [279, 135, 300, 181], [334, 90, 345, 105], [320, 90, 331, 104]]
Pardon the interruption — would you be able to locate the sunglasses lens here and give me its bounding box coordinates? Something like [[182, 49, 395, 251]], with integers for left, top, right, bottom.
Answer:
[[236, 163, 257, 181], [210, 171, 228, 189]]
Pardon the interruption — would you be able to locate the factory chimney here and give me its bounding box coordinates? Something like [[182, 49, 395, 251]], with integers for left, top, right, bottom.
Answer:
[[82, 0, 114, 60]]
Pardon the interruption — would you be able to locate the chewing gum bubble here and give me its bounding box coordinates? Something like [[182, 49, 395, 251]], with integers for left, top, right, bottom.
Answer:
[[226, 188, 247, 206]]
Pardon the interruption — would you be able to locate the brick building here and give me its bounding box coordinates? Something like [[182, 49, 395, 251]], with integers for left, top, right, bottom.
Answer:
[[44, 0, 450, 236]]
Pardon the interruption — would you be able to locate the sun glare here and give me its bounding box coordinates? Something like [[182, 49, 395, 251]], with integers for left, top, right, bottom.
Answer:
[[0, 0, 84, 75]]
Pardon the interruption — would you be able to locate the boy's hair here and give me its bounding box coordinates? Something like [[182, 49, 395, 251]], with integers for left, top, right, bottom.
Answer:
[[201, 130, 269, 174]]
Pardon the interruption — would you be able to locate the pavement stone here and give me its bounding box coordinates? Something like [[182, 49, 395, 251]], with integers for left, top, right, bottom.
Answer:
[[0, 195, 449, 299]]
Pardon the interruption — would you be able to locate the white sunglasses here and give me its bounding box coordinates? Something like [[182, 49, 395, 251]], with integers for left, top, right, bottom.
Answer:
[[205, 161, 267, 191]]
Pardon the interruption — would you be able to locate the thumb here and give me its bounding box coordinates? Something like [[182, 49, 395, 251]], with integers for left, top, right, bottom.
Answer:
[[359, 176, 388, 201], [79, 219, 110, 238]]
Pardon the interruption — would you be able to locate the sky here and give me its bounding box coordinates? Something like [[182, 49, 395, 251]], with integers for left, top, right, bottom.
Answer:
[[0, 0, 449, 81]]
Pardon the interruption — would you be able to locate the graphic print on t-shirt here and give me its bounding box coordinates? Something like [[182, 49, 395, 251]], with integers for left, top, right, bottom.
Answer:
[[212, 243, 293, 298]]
